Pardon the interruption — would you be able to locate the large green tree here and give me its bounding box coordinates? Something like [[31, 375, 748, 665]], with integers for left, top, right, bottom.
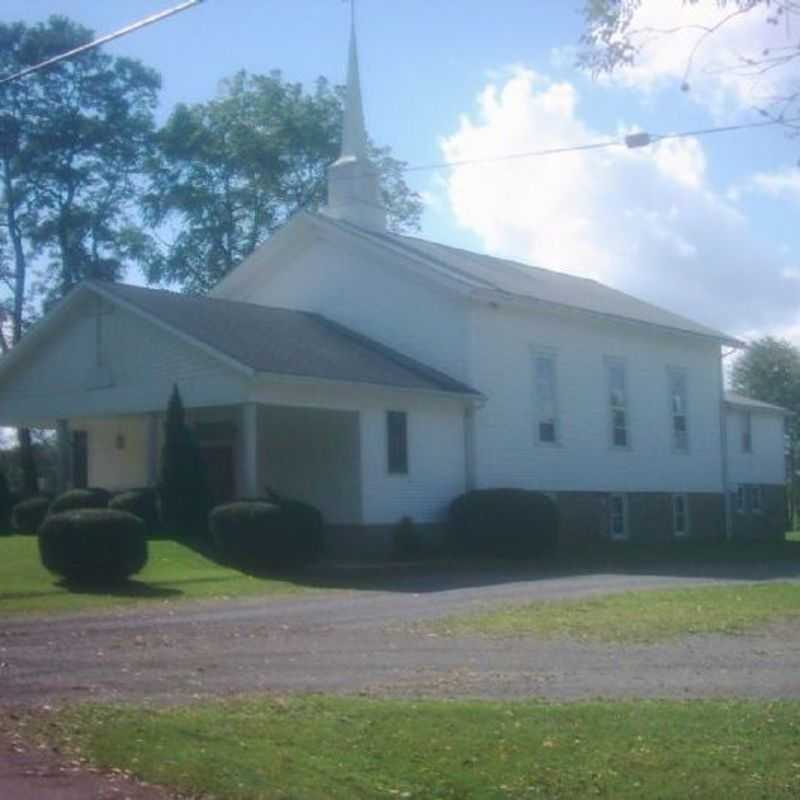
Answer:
[[143, 70, 422, 294], [0, 16, 160, 490], [731, 336, 800, 427]]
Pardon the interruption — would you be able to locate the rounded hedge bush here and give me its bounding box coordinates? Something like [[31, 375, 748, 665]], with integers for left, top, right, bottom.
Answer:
[[109, 488, 159, 533], [38, 509, 148, 585], [210, 498, 324, 569], [12, 496, 52, 534], [49, 487, 110, 515], [447, 489, 559, 559]]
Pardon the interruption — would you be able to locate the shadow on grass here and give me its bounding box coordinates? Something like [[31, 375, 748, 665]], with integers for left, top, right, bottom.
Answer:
[[54, 579, 183, 600], [172, 532, 800, 595]]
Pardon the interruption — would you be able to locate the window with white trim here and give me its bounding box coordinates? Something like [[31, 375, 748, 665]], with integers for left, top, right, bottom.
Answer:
[[668, 367, 688, 451], [533, 351, 558, 444], [386, 411, 408, 475], [606, 358, 629, 448], [748, 485, 762, 513], [741, 411, 752, 453], [672, 493, 689, 537], [609, 493, 628, 540]]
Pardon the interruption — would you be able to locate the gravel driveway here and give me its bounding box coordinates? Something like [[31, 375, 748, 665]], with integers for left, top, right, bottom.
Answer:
[[2, 563, 800, 706]]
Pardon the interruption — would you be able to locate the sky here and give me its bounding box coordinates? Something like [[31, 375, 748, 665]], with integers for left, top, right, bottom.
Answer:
[[4, 0, 800, 344]]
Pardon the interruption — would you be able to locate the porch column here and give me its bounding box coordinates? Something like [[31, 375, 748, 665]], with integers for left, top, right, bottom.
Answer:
[[239, 402, 259, 497], [146, 412, 159, 487], [56, 418, 72, 494]]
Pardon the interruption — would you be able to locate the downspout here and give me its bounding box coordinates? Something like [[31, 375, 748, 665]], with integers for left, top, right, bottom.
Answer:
[[719, 347, 737, 541], [463, 396, 486, 492]]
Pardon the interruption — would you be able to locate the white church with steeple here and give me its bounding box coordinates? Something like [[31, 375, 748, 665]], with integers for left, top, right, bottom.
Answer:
[[0, 23, 787, 554]]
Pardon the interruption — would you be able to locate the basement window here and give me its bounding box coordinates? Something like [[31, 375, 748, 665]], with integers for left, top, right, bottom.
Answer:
[[387, 411, 408, 475], [672, 493, 690, 537]]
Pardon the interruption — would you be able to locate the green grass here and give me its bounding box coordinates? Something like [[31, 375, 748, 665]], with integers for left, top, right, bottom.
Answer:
[[28, 696, 800, 799], [437, 582, 800, 642], [0, 535, 314, 615]]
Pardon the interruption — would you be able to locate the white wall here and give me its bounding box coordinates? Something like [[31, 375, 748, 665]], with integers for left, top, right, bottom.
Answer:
[[469, 302, 725, 493], [0, 294, 248, 425], [81, 416, 148, 490], [726, 407, 786, 485], [256, 405, 361, 525], [214, 230, 472, 384], [248, 378, 468, 526]]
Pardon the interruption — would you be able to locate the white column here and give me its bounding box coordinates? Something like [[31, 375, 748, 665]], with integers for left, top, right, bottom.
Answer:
[[56, 418, 72, 494], [239, 402, 259, 497], [146, 412, 159, 487]]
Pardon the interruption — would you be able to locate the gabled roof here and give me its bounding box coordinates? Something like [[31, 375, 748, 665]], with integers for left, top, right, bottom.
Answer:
[[90, 282, 478, 397], [312, 212, 742, 346], [724, 391, 793, 416]]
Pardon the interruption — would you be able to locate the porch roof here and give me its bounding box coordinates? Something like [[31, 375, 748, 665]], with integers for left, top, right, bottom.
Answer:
[[90, 282, 479, 397]]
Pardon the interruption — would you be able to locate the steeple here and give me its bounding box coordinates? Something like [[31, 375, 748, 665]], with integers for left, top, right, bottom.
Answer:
[[324, 16, 386, 230]]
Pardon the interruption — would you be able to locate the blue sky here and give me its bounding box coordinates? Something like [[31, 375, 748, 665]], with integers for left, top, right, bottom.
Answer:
[[4, 1, 800, 341]]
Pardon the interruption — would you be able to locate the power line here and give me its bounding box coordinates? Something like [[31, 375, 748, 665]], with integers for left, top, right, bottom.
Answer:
[[0, 0, 206, 87], [393, 115, 800, 178]]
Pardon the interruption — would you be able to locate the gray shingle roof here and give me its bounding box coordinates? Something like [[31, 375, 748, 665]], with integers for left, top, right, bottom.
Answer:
[[91, 282, 479, 397], [724, 391, 792, 415], [318, 214, 740, 345]]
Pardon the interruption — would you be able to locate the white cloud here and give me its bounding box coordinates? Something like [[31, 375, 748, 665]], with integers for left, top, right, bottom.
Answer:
[[439, 68, 799, 339], [600, 0, 799, 115], [750, 168, 800, 200]]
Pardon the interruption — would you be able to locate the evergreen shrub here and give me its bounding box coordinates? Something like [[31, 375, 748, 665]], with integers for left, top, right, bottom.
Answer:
[[11, 496, 51, 534], [38, 509, 147, 584], [447, 489, 559, 559]]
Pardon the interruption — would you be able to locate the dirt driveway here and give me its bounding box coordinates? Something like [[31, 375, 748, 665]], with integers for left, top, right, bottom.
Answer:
[[2, 561, 800, 706]]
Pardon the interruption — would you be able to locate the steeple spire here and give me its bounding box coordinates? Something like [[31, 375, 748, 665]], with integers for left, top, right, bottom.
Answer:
[[324, 11, 386, 230]]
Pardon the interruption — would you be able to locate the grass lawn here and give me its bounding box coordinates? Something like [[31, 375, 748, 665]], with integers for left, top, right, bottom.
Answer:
[[0, 535, 314, 616], [437, 582, 800, 642], [26, 696, 800, 799]]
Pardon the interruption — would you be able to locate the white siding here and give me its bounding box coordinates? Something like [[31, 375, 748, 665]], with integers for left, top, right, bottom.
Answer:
[[81, 416, 148, 490], [248, 378, 467, 526], [469, 303, 725, 493], [726, 407, 786, 485], [0, 295, 248, 424], [214, 233, 472, 383], [256, 405, 361, 525]]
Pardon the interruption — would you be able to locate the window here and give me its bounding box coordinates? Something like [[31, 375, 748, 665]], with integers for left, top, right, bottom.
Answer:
[[748, 485, 762, 513], [668, 367, 688, 451], [534, 351, 558, 444], [672, 493, 689, 537], [609, 493, 628, 540], [386, 411, 408, 474], [734, 485, 746, 513], [741, 411, 752, 453], [606, 358, 629, 448]]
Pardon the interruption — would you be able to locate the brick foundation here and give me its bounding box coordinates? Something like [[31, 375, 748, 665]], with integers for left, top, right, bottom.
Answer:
[[730, 484, 786, 542]]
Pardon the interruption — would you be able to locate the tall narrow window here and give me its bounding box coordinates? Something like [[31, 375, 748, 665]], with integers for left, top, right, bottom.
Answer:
[[534, 351, 558, 444], [735, 485, 746, 513], [609, 493, 628, 540], [749, 485, 762, 513], [741, 411, 752, 452], [386, 411, 408, 474], [606, 358, 629, 448], [668, 368, 689, 451], [672, 493, 689, 537]]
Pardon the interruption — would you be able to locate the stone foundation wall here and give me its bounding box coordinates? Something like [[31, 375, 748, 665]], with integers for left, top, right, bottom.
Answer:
[[325, 523, 446, 561], [730, 484, 786, 542]]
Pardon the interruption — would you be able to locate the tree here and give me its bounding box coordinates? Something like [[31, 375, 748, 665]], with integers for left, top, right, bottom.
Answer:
[[159, 385, 209, 535], [143, 70, 422, 294], [731, 336, 800, 522], [0, 16, 160, 491], [579, 1, 800, 125]]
